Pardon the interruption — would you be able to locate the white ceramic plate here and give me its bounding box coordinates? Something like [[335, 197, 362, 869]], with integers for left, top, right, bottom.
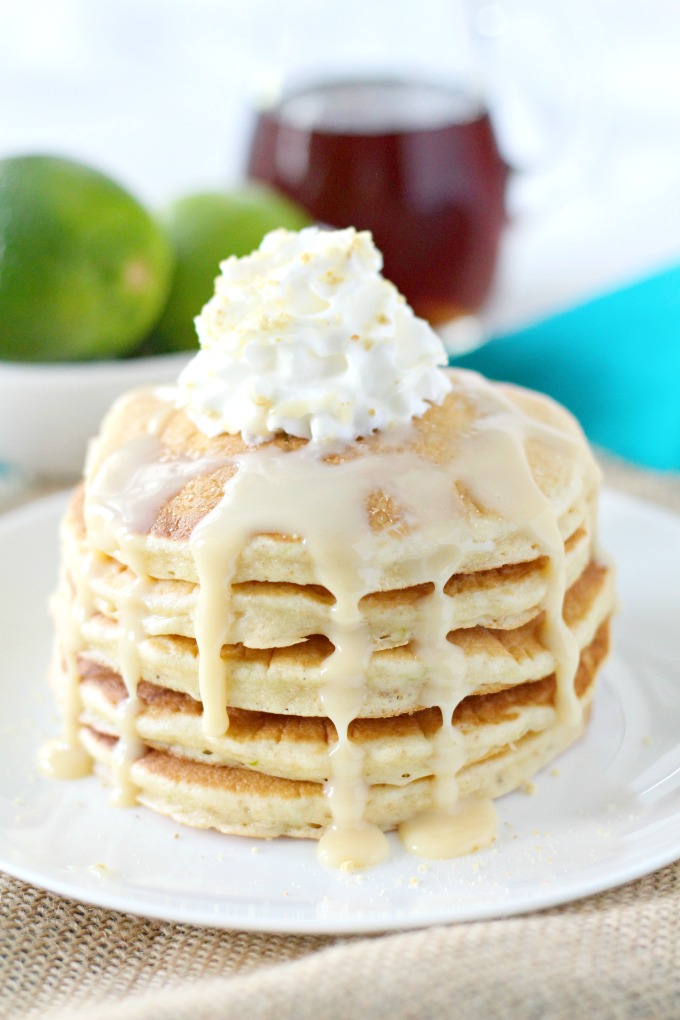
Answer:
[[1, 489, 679, 934]]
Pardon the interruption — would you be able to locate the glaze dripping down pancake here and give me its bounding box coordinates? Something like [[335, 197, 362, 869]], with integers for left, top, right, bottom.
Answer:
[[46, 369, 615, 860]]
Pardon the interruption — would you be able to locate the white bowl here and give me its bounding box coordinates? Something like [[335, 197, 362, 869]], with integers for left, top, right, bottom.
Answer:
[[0, 351, 191, 480]]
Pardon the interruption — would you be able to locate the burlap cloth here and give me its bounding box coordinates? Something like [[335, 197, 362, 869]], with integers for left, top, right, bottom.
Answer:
[[2, 458, 679, 1020]]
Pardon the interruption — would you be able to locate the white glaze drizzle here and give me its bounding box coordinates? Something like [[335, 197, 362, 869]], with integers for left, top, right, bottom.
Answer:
[[44, 371, 600, 866], [38, 543, 101, 780]]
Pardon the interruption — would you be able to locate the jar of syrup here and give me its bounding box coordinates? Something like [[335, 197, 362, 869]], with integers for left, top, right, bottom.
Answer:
[[243, 1, 508, 338], [247, 77, 507, 328]]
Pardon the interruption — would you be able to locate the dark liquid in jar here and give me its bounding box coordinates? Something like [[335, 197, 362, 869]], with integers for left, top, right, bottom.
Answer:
[[247, 78, 508, 324]]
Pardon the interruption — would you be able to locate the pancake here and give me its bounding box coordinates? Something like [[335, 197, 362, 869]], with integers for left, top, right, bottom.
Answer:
[[62, 487, 593, 649], [44, 367, 615, 864], [80, 718, 592, 839], [56, 557, 613, 717], [73, 620, 609, 788], [78, 381, 595, 588], [79, 649, 602, 841]]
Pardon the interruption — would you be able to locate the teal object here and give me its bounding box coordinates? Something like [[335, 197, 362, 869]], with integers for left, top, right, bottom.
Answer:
[[453, 264, 680, 471]]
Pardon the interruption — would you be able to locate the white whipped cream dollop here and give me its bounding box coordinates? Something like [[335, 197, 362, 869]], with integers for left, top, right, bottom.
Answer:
[[176, 226, 451, 444]]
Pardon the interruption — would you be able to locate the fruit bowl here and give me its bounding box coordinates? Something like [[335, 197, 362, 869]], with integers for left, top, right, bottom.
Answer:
[[0, 351, 191, 480]]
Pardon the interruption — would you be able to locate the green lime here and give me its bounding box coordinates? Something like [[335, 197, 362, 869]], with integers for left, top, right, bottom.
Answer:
[[151, 186, 313, 352], [0, 154, 174, 362]]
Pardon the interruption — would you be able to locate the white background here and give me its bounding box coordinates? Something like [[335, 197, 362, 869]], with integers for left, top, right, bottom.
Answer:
[[2, 0, 680, 333]]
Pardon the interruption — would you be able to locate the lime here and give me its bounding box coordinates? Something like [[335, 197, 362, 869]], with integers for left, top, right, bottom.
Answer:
[[151, 186, 313, 352], [0, 154, 174, 362]]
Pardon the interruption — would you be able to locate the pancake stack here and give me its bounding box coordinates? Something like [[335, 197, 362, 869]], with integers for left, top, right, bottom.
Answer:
[[47, 369, 614, 860]]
